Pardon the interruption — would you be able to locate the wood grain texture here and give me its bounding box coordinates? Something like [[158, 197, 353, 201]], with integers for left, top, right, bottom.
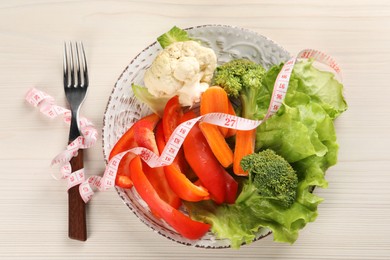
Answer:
[[1, 0, 390, 259], [68, 150, 87, 241]]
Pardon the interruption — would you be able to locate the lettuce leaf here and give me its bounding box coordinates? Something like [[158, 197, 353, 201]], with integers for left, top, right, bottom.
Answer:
[[157, 26, 191, 49], [132, 84, 170, 116], [263, 59, 347, 119], [186, 60, 347, 248]]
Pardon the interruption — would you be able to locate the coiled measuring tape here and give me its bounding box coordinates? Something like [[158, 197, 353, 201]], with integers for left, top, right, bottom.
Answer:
[[25, 49, 342, 203]]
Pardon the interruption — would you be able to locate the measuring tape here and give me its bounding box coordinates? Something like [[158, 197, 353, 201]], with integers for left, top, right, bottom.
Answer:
[[25, 88, 99, 198], [25, 48, 342, 203]]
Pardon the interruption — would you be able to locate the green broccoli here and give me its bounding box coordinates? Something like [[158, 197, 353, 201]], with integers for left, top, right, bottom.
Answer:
[[240, 149, 298, 208], [212, 59, 267, 120]]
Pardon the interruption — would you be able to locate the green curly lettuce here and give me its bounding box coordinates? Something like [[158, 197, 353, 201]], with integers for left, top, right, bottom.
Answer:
[[185, 60, 347, 248]]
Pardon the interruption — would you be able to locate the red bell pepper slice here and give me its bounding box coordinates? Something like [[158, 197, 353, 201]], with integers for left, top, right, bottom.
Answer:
[[130, 156, 210, 240], [156, 120, 209, 201], [133, 115, 160, 155], [164, 164, 209, 202], [155, 120, 166, 155], [162, 96, 191, 174], [109, 113, 160, 190], [142, 162, 181, 209], [109, 113, 160, 160], [182, 111, 238, 204], [163, 96, 183, 143], [224, 170, 239, 204], [156, 118, 209, 202], [109, 113, 181, 209], [114, 152, 137, 189]]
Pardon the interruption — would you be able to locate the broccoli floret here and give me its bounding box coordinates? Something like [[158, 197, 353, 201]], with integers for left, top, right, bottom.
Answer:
[[212, 59, 266, 119], [240, 149, 298, 208]]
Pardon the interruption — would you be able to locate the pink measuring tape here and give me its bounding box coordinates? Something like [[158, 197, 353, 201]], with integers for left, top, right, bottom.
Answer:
[[25, 48, 342, 203]]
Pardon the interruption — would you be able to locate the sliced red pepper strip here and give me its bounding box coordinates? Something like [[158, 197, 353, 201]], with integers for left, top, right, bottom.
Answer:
[[109, 113, 160, 160], [157, 119, 208, 202], [143, 162, 181, 209], [133, 114, 160, 155], [115, 175, 133, 189], [109, 126, 136, 161], [130, 156, 210, 240], [164, 164, 209, 202], [224, 170, 239, 204], [109, 114, 181, 210], [182, 111, 227, 204], [193, 179, 211, 201], [109, 113, 160, 190], [162, 96, 191, 174], [114, 152, 137, 189], [155, 120, 166, 155], [163, 96, 183, 143]]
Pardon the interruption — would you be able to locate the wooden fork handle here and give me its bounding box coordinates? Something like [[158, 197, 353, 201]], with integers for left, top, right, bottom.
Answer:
[[68, 149, 87, 241]]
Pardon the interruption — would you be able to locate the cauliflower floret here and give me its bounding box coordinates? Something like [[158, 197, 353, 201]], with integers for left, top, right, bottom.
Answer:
[[144, 40, 217, 106]]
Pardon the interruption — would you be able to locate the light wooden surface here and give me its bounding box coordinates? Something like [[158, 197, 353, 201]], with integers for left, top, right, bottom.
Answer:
[[1, 0, 389, 259]]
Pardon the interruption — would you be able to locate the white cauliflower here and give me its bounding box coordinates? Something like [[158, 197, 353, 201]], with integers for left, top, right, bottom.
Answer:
[[143, 40, 217, 107]]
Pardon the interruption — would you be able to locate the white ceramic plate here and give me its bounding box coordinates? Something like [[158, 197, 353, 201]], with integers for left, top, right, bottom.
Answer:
[[102, 25, 291, 248]]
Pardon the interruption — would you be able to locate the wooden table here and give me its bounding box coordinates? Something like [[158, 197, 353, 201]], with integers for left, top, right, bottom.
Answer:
[[1, 0, 389, 259]]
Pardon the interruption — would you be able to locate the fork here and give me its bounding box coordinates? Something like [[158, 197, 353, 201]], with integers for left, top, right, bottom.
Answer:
[[63, 41, 88, 241]]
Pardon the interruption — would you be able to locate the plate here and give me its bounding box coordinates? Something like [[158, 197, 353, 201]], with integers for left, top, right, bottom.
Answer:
[[102, 24, 291, 248]]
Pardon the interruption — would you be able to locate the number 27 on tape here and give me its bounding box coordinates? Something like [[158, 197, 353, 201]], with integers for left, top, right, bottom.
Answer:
[[224, 117, 236, 127]]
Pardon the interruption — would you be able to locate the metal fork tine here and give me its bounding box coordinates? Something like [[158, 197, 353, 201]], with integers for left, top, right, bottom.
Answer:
[[63, 42, 69, 87], [69, 42, 75, 88], [80, 42, 88, 87], [75, 42, 81, 88]]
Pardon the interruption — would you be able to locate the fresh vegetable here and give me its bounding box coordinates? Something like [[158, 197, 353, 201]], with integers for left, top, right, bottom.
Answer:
[[255, 59, 347, 164], [225, 100, 237, 138], [143, 40, 217, 107], [114, 153, 136, 189], [132, 84, 170, 116], [199, 86, 233, 167], [157, 26, 192, 49], [129, 155, 211, 240], [109, 113, 160, 160], [143, 162, 182, 209], [240, 149, 298, 208], [184, 149, 306, 248], [109, 113, 160, 190], [114, 26, 348, 248], [163, 95, 183, 143], [233, 129, 256, 175], [185, 59, 347, 248], [200, 86, 229, 136], [185, 175, 318, 248], [132, 26, 208, 112], [155, 97, 210, 202], [115, 175, 133, 189], [199, 122, 233, 168], [133, 117, 160, 155], [164, 164, 209, 202], [182, 111, 238, 204], [199, 86, 229, 115], [161, 96, 192, 176], [212, 59, 267, 175], [109, 113, 181, 208], [185, 149, 298, 247], [212, 59, 267, 119], [155, 120, 166, 155]]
